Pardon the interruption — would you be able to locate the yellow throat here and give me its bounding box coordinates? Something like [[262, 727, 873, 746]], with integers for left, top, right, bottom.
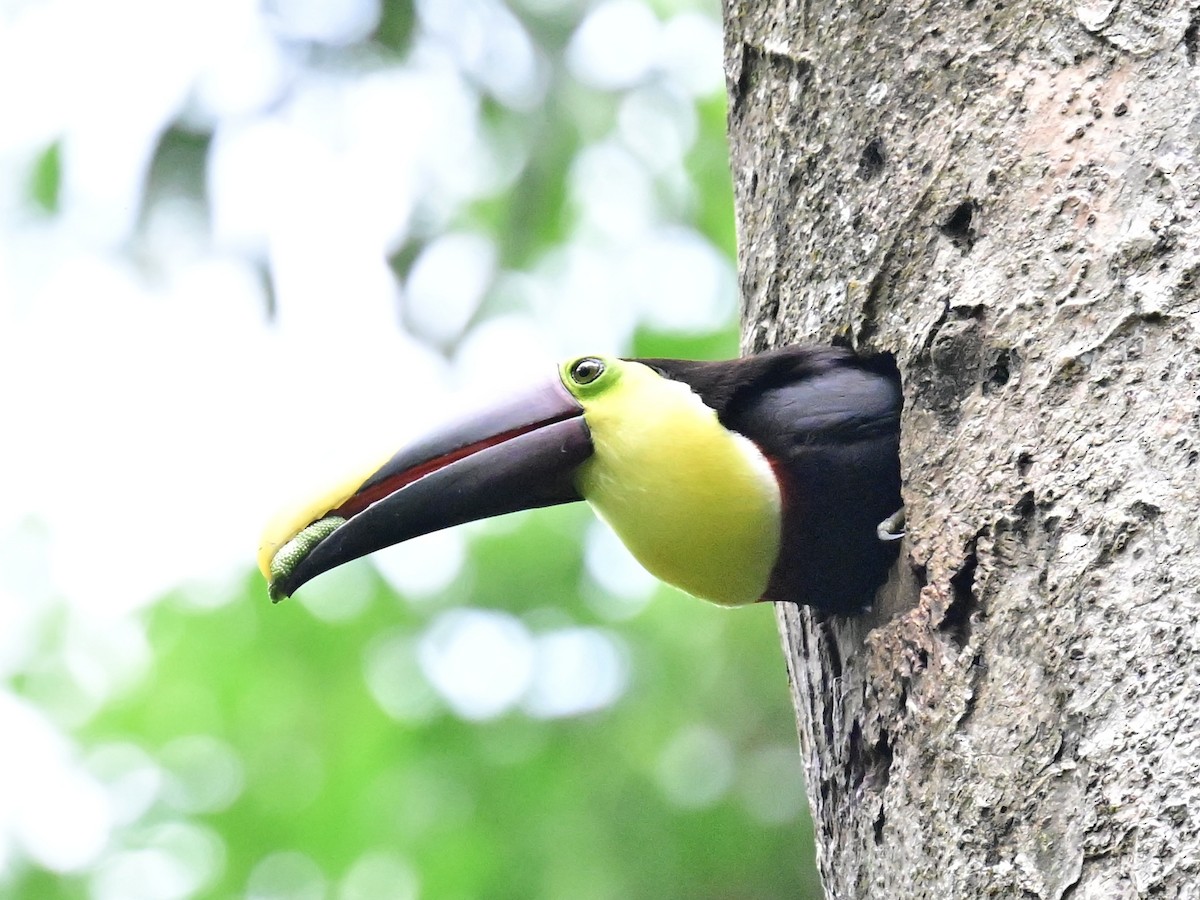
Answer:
[[570, 360, 782, 606]]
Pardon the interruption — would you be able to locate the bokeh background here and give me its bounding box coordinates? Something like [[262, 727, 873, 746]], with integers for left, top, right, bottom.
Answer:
[[0, 0, 822, 897]]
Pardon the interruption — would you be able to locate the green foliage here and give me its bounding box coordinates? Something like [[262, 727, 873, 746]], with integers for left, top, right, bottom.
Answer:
[[28, 142, 61, 214], [688, 94, 740, 255], [43, 510, 820, 900], [375, 0, 417, 54], [631, 325, 741, 361]]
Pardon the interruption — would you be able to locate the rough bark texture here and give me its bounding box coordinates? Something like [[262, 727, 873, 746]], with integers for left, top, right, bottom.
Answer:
[[723, 1, 1200, 897]]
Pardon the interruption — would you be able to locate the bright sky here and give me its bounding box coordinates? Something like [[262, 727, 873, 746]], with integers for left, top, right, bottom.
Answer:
[[0, 0, 736, 888], [0, 0, 728, 608]]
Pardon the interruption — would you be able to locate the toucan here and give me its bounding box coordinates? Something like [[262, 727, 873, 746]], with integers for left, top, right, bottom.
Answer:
[[259, 345, 903, 614]]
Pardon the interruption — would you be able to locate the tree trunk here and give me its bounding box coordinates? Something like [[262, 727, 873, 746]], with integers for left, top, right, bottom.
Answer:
[[723, 1, 1200, 897]]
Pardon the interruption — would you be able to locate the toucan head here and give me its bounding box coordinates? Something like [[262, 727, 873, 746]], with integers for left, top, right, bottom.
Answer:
[[260, 353, 785, 607]]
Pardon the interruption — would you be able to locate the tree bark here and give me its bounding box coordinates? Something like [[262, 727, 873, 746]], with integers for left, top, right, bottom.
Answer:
[[723, 1, 1200, 897]]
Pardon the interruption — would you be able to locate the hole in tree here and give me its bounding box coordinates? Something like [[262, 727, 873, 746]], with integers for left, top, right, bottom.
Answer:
[[1017, 451, 1033, 477], [983, 347, 1012, 394], [943, 541, 979, 649], [940, 199, 978, 249], [858, 137, 886, 179]]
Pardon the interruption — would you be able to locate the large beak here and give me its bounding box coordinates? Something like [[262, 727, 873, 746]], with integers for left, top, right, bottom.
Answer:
[[262, 376, 592, 601]]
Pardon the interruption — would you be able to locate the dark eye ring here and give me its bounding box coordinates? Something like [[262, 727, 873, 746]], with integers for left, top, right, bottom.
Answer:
[[570, 357, 605, 385]]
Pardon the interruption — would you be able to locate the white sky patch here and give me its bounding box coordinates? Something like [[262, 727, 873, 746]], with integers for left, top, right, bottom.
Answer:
[[220, 133, 401, 328], [0, 3, 78, 154], [526, 243, 642, 352], [416, 0, 547, 110], [54, 611, 152, 726], [207, 117, 286, 256], [264, 0, 381, 46], [208, 67, 477, 325], [626, 227, 737, 333], [405, 232, 496, 345], [660, 12, 726, 97], [566, 0, 660, 90], [89, 822, 225, 900], [371, 530, 467, 600], [0, 693, 113, 872], [338, 850, 420, 900], [246, 850, 327, 900], [522, 627, 628, 718], [452, 314, 563, 392], [0, 551, 52, 680], [86, 743, 164, 828], [617, 84, 697, 174], [417, 608, 535, 720], [395, 57, 508, 217], [160, 254, 271, 335], [568, 139, 657, 240], [189, 12, 291, 123], [90, 848, 200, 900], [27, 0, 234, 244]]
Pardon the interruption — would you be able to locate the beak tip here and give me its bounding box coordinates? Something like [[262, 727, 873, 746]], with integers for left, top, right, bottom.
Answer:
[[262, 515, 347, 605]]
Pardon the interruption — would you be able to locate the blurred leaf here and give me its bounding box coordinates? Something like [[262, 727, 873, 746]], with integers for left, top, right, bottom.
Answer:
[[141, 127, 211, 219], [374, 0, 416, 54], [387, 238, 426, 283], [687, 94, 738, 257], [28, 141, 61, 214], [631, 326, 741, 361]]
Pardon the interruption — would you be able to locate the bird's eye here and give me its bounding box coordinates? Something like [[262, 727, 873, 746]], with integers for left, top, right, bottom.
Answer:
[[569, 357, 606, 385]]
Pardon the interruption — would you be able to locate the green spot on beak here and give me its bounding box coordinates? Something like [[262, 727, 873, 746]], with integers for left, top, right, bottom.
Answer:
[[268, 516, 346, 602]]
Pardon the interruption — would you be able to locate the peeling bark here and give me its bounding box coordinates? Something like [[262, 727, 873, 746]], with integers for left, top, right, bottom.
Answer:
[[723, 1, 1200, 897]]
